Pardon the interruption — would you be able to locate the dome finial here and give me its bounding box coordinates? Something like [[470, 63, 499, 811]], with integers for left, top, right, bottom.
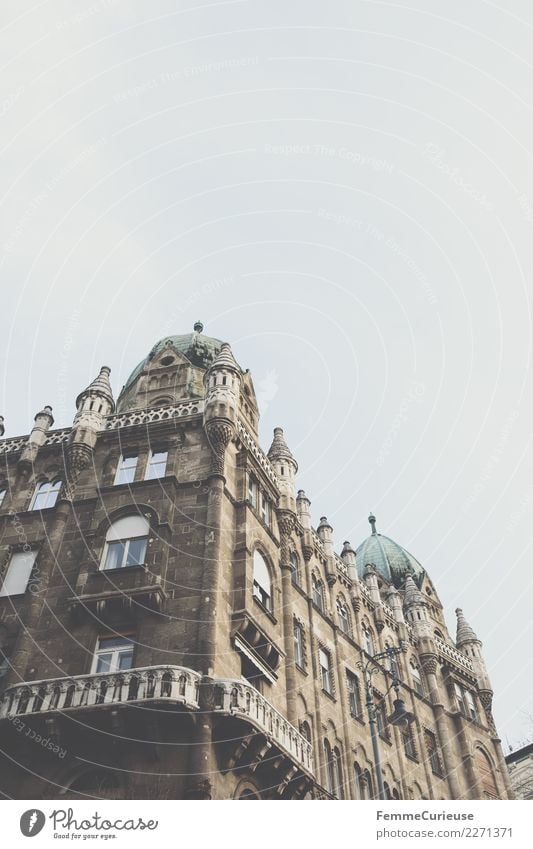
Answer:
[[369, 512, 377, 535], [193, 320, 204, 333]]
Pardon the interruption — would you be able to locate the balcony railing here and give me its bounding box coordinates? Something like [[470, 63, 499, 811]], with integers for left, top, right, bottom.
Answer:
[[213, 679, 314, 775], [434, 637, 473, 673], [0, 665, 201, 719]]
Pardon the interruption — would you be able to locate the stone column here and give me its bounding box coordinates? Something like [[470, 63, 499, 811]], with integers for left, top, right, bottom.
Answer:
[[421, 654, 462, 799], [278, 510, 298, 724]]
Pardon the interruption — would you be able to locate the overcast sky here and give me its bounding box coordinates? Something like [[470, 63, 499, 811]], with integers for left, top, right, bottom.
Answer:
[[1, 0, 532, 749]]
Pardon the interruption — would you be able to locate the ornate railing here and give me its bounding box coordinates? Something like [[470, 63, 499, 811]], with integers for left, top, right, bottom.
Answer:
[[213, 679, 314, 775], [0, 665, 201, 719], [0, 428, 70, 455], [105, 400, 204, 430], [434, 637, 473, 672], [237, 421, 278, 486]]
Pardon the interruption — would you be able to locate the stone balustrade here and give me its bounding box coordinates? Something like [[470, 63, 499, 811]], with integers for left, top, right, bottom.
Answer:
[[237, 421, 279, 485], [0, 665, 201, 719], [434, 637, 473, 672], [213, 679, 314, 775], [105, 400, 203, 430]]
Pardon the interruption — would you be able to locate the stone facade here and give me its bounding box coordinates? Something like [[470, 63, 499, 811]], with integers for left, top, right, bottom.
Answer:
[[0, 325, 512, 800]]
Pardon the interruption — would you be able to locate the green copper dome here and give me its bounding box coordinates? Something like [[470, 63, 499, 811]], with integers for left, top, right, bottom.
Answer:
[[355, 514, 424, 587], [123, 322, 224, 390]]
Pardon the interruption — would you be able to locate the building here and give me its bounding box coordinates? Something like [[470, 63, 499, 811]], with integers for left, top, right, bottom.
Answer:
[[0, 323, 512, 799], [505, 743, 533, 799]]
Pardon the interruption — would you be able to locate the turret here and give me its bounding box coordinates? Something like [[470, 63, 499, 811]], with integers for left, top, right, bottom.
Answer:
[[363, 562, 385, 631], [67, 367, 114, 487], [317, 516, 337, 585], [18, 406, 54, 472], [296, 490, 312, 529], [455, 608, 492, 694], [341, 540, 357, 581], [403, 574, 432, 639], [203, 342, 241, 476], [267, 427, 298, 513]]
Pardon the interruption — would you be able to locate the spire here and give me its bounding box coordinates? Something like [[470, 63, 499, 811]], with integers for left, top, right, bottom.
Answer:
[[209, 342, 240, 374], [455, 608, 480, 647], [75, 366, 115, 411], [369, 513, 377, 535], [267, 427, 298, 470], [403, 574, 425, 607]]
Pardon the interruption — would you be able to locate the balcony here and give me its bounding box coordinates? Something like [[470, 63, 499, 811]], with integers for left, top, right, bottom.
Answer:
[[0, 665, 201, 719], [69, 566, 166, 621], [213, 679, 314, 777], [434, 637, 474, 674]]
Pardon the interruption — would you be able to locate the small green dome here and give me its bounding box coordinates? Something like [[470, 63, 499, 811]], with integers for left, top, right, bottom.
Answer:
[[123, 324, 224, 390], [355, 514, 424, 587]]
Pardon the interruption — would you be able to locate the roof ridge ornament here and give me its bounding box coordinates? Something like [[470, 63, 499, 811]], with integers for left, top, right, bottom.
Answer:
[[369, 512, 377, 535]]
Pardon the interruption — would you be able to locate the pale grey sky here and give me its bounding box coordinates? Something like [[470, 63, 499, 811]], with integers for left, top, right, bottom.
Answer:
[[1, 0, 532, 748]]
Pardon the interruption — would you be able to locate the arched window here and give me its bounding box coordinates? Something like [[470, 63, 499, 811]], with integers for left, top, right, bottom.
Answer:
[[324, 739, 338, 797], [30, 480, 61, 510], [346, 671, 362, 718], [411, 662, 424, 696], [475, 749, 499, 799], [362, 623, 374, 656], [239, 789, 260, 800], [355, 763, 366, 799], [332, 747, 344, 799], [336, 597, 351, 635], [312, 574, 325, 612], [290, 552, 301, 587], [300, 721, 312, 743], [434, 629, 444, 641], [101, 515, 149, 570], [252, 550, 272, 611]]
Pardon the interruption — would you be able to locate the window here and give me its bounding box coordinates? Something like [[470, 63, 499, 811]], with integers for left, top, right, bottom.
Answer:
[[92, 636, 134, 673], [319, 648, 332, 695], [402, 726, 417, 759], [375, 696, 388, 739], [290, 552, 301, 587], [355, 763, 368, 799], [424, 730, 441, 775], [0, 550, 37, 597], [260, 493, 271, 526], [114, 455, 138, 485], [0, 488, 7, 508], [30, 480, 61, 510], [248, 476, 258, 509], [312, 575, 325, 612], [332, 747, 344, 799], [337, 598, 351, 635], [347, 671, 362, 718], [101, 515, 149, 570], [300, 721, 312, 743], [384, 642, 399, 676], [453, 682, 465, 714], [252, 550, 272, 611], [145, 450, 167, 479], [294, 620, 304, 669], [324, 740, 343, 797], [362, 623, 374, 656], [411, 663, 424, 696], [464, 689, 477, 721]]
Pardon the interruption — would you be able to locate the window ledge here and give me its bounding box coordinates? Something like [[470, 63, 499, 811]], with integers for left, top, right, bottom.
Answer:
[[252, 595, 277, 624], [321, 688, 336, 702]]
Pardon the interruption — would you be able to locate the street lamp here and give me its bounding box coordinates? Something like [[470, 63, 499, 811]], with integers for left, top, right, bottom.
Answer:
[[357, 643, 414, 800]]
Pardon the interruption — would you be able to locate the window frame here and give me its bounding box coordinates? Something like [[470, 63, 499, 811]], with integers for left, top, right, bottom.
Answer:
[[29, 479, 61, 510], [346, 670, 362, 718], [114, 455, 138, 485], [319, 647, 333, 695], [144, 450, 168, 480], [336, 597, 351, 635], [0, 549, 38, 597], [252, 549, 272, 613], [293, 620, 305, 669], [312, 574, 325, 612], [91, 635, 135, 674], [100, 515, 150, 571]]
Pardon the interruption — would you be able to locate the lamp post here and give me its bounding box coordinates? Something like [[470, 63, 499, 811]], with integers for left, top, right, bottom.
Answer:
[[357, 644, 415, 801]]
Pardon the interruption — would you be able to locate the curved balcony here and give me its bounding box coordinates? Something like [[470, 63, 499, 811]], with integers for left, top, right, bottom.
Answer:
[[0, 665, 201, 719], [213, 679, 314, 776]]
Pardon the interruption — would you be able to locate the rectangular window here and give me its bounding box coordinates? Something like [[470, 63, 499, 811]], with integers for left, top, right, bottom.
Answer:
[[261, 494, 271, 526], [464, 689, 478, 721], [248, 476, 258, 508], [0, 550, 37, 597], [425, 730, 441, 774], [92, 636, 134, 674], [145, 450, 168, 480], [402, 727, 416, 759], [454, 682, 466, 715], [319, 648, 332, 694], [375, 698, 388, 739], [294, 621, 304, 669], [115, 455, 138, 485], [103, 537, 147, 570], [346, 671, 362, 718]]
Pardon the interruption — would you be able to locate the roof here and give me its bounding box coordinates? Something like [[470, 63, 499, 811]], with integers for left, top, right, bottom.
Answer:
[[355, 514, 424, 587], [122, 323, 224, 391]]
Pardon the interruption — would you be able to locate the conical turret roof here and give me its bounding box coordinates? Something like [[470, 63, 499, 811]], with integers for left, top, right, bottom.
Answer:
[[403, 574, 426, 607], [210, 342, 241, 373], [76, 366, 115, 411], [267, 427, 298, 470], [455, 608, 480, 646]]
